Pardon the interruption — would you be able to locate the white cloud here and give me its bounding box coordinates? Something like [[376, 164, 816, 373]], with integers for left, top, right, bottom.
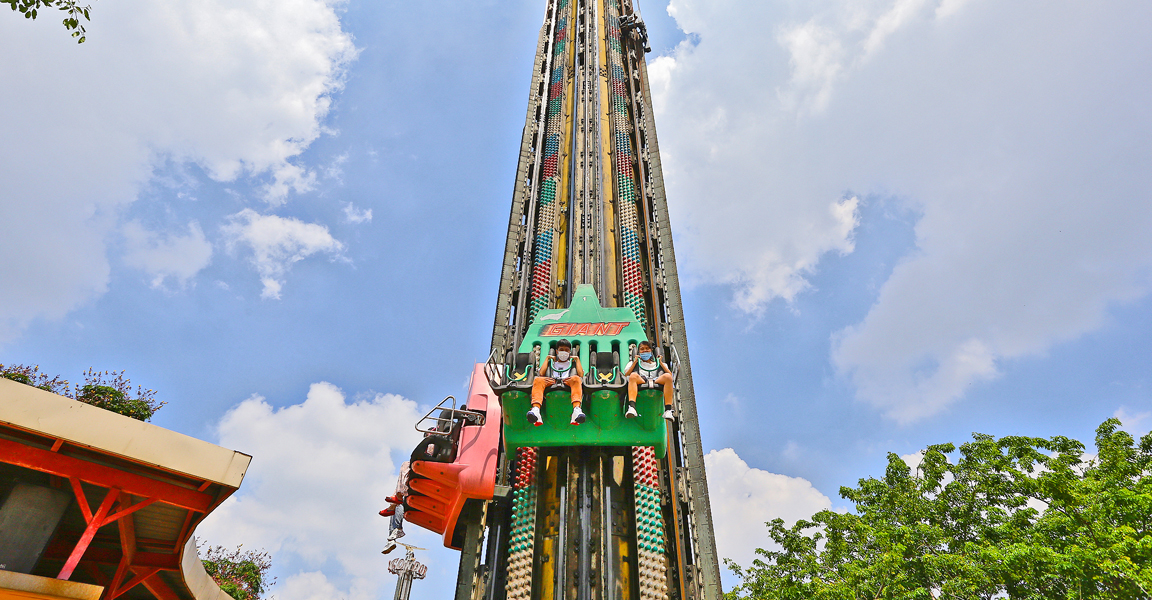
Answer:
[[657, 0, 1152, 420], [122, 221, 213, 289], [704, 448, 831, 579], [277, 572, 344, 600], [901, 450, 925, 471], [0, 0, 355, 342], [1114, 406, 1152, 438], [222, 209, 345, 299], [325, 153, 350, 183], [343, 203, 373, 224], [196, 382, 458, 600]]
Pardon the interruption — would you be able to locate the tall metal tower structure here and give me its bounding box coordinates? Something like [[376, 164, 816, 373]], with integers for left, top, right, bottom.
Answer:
[[447, 0, 723, 598]]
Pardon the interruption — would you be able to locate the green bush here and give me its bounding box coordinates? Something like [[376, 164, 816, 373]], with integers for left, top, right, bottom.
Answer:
[[0, 364, 165, 421], [2, 372, 33, 386], [200, 545, 274, 600], [0, 364, 69, 394], [77, 384, 154, 422]]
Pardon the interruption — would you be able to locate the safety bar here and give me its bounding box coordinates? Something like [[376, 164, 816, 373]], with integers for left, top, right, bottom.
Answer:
[[414, 395, 484, 436], [484, 348, 504, 391]]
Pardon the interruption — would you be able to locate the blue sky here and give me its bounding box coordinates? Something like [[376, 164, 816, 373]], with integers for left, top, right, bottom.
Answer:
[[3, 0, 1152, 598]]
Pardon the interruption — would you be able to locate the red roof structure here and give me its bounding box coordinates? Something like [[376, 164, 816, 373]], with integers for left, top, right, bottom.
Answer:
[[0, 378, 251, 600]]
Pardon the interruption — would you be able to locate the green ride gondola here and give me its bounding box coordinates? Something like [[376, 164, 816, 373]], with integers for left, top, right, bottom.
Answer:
[[487, 284, 670, 457]]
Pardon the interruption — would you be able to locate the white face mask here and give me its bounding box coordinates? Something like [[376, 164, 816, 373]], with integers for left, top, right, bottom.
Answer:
[[557, 350, 571, 361]]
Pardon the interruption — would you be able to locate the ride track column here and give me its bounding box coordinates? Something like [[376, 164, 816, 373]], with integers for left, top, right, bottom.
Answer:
[[506, 448, 540, 600], [527, 0, 577, 326]]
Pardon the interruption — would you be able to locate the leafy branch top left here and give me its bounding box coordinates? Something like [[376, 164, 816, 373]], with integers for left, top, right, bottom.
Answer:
[[3, 0, 92, 43]]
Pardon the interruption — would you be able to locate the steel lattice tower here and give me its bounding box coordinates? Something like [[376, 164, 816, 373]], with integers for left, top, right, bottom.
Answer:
[[449, 1, 722, 599]]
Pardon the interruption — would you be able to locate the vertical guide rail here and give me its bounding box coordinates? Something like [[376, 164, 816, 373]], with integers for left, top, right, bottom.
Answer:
[[631, 27, 723, 600], [494, 11, 552, 353], [565, 0, 606, 297], [603, 0, 648, 329], [525, 0, 576, 325], [501, 0, 565, 352], [506, 448, 540, 600]]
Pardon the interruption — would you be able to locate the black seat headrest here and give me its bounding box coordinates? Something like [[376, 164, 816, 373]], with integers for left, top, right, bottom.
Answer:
[[596, 352, 615, 370]]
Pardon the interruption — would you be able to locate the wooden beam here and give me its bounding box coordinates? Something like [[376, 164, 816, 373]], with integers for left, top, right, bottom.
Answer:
[[0, 438, 212, 512]]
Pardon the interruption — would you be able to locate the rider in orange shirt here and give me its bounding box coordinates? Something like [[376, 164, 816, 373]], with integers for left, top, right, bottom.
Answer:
[[527, 339, 586, 426]]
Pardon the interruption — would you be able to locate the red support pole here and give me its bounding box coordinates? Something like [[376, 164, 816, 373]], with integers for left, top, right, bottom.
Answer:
[[69, 477, 93, 524], [58, 488, 119, 580], [102, 498, 157, 526], [104, 497, 137, 600]]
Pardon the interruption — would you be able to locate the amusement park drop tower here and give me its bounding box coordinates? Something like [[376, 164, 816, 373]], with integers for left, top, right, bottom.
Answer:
[[402, 0, 722, 599]]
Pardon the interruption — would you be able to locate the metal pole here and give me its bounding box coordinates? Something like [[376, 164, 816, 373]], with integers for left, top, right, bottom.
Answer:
[[388, 544, 428, 600]]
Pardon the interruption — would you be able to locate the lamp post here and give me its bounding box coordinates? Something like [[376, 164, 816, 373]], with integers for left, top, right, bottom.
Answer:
[[387, 543, 427, 600]]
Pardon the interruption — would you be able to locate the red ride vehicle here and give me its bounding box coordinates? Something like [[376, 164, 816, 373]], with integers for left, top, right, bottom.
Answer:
[[398, 364, 501, 549]]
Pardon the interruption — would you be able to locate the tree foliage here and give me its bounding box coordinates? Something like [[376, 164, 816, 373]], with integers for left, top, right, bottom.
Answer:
[[200, 545, 275, 600], [2, 0, 91, 43], [1, 364, 165, 421], [727, 419, 1152, 600]]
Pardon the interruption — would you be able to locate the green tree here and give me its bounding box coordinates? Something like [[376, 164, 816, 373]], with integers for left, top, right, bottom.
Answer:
[[727, 419, 1152, 600], [2, 0, 91, 43], [200, 545, 275, 600]]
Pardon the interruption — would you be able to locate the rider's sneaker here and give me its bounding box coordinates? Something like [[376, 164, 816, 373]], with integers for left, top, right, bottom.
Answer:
[[663, 409, 674, 421], [527, 406, 543, 426], [391, 529, 406, 540], [381, 541, 396, 554], [571, 406, 586, 425], [624, 403, 639, 419]]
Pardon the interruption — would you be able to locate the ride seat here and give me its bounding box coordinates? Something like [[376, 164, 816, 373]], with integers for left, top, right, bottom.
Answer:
[[411, 409, 461, 464], [485, 349, 537, 395], [505, 352, 535, 387], [586, 351, 625, 390]]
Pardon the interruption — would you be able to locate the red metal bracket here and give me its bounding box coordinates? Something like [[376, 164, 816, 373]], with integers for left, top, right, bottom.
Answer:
[[140, 571, 180, 600], [0, 437, 212, 512], [112, 568, 159, 599]]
